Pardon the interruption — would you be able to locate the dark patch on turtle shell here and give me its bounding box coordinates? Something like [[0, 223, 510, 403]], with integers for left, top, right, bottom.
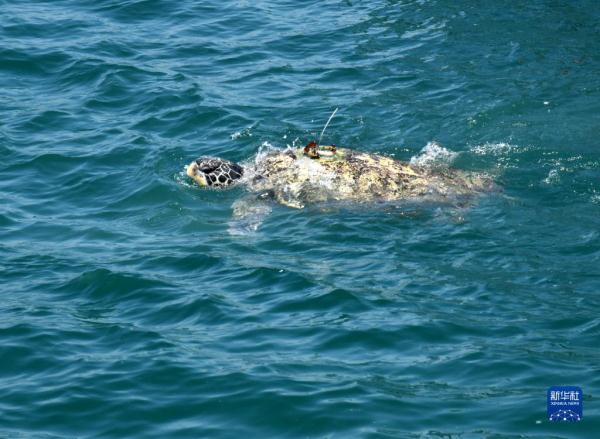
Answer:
[[230, 163, 244, 175]]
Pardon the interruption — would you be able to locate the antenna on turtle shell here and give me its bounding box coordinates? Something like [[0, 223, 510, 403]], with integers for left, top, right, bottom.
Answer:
[[317, 107, 339, 146]]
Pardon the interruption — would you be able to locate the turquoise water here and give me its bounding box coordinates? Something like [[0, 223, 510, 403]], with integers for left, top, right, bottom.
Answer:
[[1, 0, 600, 437]]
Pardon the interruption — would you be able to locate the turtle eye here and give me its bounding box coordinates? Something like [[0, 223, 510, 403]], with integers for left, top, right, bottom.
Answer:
[[195, 159, 219, 174], [199, 164, 218, 174]]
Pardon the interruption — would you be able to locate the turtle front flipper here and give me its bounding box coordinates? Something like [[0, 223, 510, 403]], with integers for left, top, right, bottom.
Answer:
[[228, 192, 274, 235], [272, 184, 307, 209]]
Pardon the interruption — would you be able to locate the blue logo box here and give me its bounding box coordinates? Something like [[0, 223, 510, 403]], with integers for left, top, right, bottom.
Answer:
[[547, 386, 583, 422]]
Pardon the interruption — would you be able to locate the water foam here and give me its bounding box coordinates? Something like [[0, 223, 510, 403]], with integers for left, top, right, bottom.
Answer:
[[543, 168, 560, 185], [175, 168, 197, 188], [236, 141, 280, 185], [410, 141, 457, 168], [230, 127, 253, 140], [470, 142, 521, 156], [293, 156, 337, 191]]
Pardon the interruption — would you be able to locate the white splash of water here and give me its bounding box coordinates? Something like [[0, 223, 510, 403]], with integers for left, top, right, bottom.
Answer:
[[470, 142, 520, 156], [543, 168, 560, 185], [254, 141, 280, 165], [293, 156, 336, 191], [236, 141, 290, 186], [175, 169, 196, 188], [410, 141, 457, 168], [230, 126, 253, 140]]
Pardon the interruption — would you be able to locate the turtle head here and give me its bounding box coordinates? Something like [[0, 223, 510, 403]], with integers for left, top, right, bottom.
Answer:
[[186, 157, 244, 188]]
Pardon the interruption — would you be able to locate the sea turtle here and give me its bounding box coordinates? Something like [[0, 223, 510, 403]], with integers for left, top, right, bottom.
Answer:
[[186, 141, 494, 231]]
